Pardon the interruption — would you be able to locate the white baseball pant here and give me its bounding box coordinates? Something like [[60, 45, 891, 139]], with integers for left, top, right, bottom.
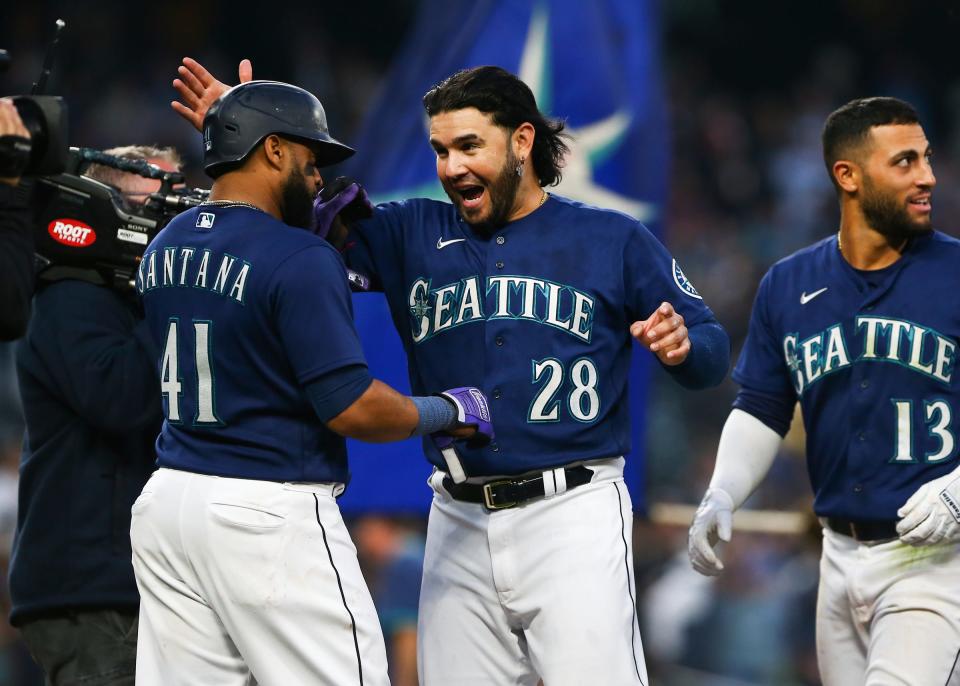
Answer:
[[417, 457, 648, 685], [817, 527, 960, 685], [130, 468, 388, 686]]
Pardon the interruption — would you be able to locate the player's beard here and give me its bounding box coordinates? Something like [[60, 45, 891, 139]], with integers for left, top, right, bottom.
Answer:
[[280, 164, 316, 230], [452, 148, 522, 236], [861, 174, 933, 246]]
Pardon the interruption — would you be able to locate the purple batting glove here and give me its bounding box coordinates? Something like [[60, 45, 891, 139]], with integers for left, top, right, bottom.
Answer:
[[312, 176, 373, 239], [432, 386, 493, 484], [434, 387, 494, 449]]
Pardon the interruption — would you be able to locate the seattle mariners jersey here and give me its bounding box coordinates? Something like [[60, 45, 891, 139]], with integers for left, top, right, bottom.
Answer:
[[139, 205, 366, 483], [346, 195, 716, 476], [735, 231, 960, 520]]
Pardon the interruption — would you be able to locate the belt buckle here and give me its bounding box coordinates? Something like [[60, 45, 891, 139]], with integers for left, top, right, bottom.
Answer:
[[482, 479, 516, 510]]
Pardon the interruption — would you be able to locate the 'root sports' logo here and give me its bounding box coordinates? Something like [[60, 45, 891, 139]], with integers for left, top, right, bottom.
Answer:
[[48, 219, 96, 247]]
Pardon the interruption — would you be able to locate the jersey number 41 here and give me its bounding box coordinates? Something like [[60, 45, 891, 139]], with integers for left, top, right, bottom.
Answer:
[[159, 318, 221, 425]]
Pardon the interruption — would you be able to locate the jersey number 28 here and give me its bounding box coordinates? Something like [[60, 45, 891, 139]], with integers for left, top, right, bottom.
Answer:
[[529, 357, 600, 422]]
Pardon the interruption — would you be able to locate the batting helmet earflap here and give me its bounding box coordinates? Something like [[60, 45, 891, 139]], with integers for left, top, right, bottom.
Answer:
[[202, 80, 355, 178]]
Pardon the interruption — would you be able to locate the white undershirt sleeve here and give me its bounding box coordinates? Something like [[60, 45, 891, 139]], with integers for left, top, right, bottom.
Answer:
[[708, 408, 783, 509]]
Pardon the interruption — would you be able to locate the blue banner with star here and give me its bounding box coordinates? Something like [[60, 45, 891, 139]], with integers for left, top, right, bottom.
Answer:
[[339, 0, 667, 514]]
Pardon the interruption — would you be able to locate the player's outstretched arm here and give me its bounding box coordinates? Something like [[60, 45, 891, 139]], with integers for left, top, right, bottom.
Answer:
[[325, 379, 491, 445], [896, 465, 960, 546], [327, 379, 424, 442], [171, 56, 253, 131], [689, 408, 781, 575]]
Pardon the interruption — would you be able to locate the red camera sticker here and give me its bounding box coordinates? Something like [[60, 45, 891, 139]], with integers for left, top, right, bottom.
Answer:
[[48, 219, 97, 248]]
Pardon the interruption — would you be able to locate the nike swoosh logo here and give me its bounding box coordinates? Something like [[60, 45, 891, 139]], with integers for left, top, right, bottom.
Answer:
[[437, 237, 466, 250], [800, 287, 828, 305]]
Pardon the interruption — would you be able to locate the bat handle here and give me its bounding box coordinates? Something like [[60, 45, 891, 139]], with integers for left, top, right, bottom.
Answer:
[[441, 446, 468, 484]]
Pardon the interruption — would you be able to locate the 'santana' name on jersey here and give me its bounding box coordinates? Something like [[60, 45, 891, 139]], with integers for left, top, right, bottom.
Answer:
[[136, 247, 251, 303], [784, 316, 956, 394], [408, 275, 595, 343]]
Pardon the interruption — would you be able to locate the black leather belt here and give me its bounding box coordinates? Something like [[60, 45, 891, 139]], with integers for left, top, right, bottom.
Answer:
[[442, 465, 594, 511], [825, 517, 898, 542]]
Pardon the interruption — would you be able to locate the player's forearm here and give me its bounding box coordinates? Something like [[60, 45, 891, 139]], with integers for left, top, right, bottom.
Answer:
[[708, 408, 782, 509], [326, 379, 422, 442], [663, 320, 730, 389]]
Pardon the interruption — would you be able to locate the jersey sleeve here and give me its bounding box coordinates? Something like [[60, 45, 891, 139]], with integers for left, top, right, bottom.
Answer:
[[271, 244, 369, 386], [732, 385, 795, 437], [622, 222, 715, 328], [662, 319, 729, 389], [342, 201, 411, 294], [732, 270, 796, 397]]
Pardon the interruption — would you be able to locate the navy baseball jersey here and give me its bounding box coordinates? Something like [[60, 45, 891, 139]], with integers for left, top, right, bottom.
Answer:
[[346, 195, 716, 476], [139, 205, 367, 483], [735, 232, 960, 520]]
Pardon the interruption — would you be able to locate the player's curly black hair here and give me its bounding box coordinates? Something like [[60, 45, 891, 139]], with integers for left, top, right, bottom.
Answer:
[[422, 66, 570, 187], [822, 97, 920, 187]]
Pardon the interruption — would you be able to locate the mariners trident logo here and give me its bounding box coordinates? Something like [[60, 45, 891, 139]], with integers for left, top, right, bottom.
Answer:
[[672, 260, 702, 299]]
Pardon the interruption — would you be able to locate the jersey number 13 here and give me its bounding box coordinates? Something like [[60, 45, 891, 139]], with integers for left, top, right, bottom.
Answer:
[[891, 399, 954, 463]]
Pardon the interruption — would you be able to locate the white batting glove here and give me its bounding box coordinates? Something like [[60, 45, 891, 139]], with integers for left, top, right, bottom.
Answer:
[[688, 488, 734, 576], [896, 468, 960, 546]]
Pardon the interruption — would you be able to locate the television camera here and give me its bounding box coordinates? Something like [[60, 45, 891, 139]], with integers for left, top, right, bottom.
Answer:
[[31, 149, 208, 291], [2, 22, 208, 291]]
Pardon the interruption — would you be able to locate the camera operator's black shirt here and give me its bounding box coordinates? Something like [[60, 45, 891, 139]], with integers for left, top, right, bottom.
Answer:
[[0, 182, 35, 340], [9, 279, 162, 623]]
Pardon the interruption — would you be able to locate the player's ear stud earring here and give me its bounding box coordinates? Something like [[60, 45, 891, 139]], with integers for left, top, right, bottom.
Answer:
[[515, 157, 524, 177]]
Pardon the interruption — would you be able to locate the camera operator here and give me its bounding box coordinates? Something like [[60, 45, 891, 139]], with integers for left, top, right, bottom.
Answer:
[[0, 97, 34, 340], [8, 145, 180, 686]]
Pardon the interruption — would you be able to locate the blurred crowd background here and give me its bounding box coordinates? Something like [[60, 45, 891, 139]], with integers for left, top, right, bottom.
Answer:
[[2, 1, 960, 684]]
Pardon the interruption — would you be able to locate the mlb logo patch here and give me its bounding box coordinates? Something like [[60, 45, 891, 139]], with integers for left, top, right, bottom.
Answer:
[[196, 212, 216, 229]]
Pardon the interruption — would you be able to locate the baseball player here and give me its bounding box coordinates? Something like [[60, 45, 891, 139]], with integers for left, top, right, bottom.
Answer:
[[133, 80, 492, 686], [172, 60, 730, 685], [688, 96, 960, 685]]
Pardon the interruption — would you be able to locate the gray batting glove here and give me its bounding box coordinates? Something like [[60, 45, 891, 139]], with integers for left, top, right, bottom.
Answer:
[[688, 488, 734, 576], [896, 468, 960, 546]]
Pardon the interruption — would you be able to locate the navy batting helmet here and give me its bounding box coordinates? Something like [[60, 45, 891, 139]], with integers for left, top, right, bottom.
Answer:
[[202, 80, 354, 178]]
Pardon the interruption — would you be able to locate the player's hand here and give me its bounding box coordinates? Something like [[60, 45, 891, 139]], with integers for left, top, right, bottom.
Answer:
[[688, 488, 734, 575], [171, 57, 254, 132], [0, 98, 32, 186], [432, 387, 494, 449], [896, 468, 960, 546], [630, 301, 690, 366], [314, 176, 374, 241]]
